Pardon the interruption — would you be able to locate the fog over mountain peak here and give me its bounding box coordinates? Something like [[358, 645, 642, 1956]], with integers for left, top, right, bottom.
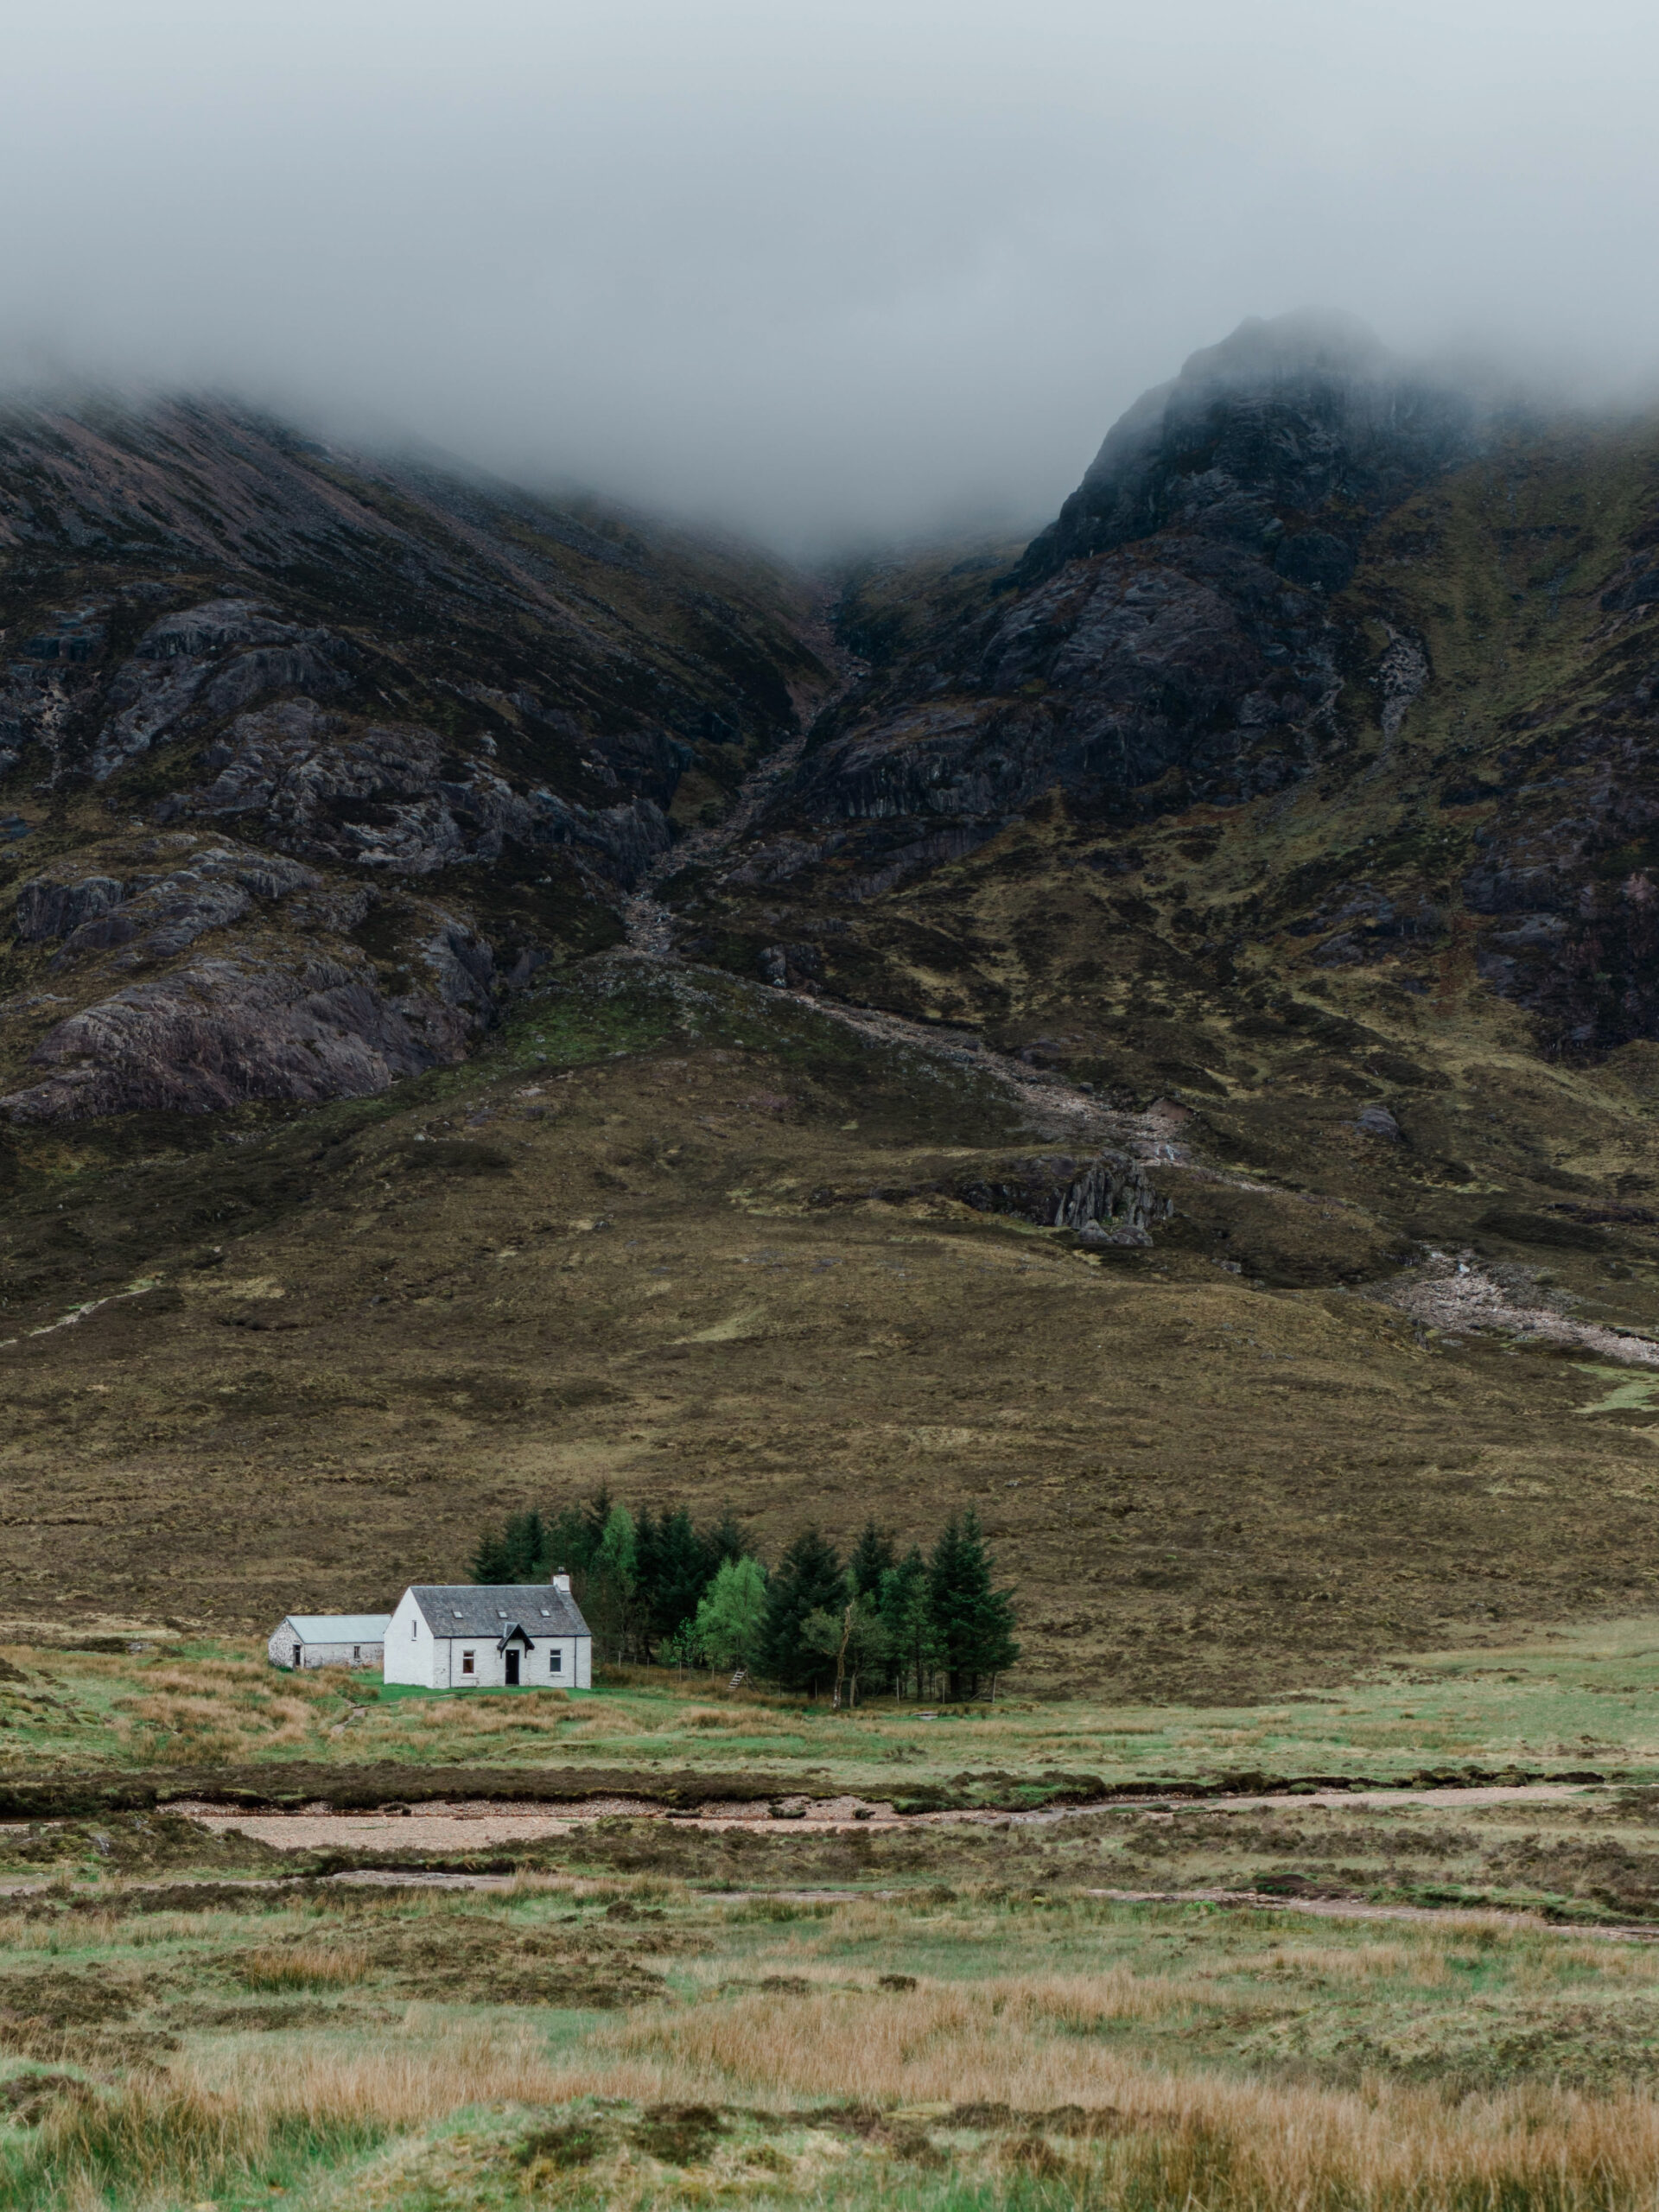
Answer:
[[7, 4, 1659, 552]]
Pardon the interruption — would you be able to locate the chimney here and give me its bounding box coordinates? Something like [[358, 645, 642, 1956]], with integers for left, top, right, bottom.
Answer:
[[550, 1570, 571, 1593]]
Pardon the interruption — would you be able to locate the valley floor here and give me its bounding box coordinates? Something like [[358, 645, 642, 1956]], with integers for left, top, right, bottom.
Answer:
[[6, 1629, 1659, 2203]]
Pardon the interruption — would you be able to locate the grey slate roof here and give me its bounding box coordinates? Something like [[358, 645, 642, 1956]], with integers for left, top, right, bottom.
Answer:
[[408, 1585, 590, 1639]]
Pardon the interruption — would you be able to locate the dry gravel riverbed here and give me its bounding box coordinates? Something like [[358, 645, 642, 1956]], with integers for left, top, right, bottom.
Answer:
[[160, 1780, 1593, 1854]]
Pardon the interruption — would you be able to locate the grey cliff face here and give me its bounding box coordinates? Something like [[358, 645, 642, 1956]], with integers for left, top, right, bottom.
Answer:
[[0, 397, 835, 1122], [735, 314, 1480, 896], [2, 836, 494, 1122], [0, 943, 487, 1122], [159, 700, 672, 886]]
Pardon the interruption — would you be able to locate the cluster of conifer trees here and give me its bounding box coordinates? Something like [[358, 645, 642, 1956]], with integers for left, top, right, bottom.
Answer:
[[469, 1491, 1019, 1702]]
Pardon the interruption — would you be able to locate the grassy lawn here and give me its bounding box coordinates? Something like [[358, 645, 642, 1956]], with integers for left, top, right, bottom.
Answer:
[[6, 1613, 1659, 1796]]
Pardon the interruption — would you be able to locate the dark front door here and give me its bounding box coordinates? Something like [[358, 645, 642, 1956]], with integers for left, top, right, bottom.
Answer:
[[505, 1649, 520, 1685]]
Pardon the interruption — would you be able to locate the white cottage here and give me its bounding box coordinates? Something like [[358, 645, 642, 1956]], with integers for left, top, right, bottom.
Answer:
[[267, 1614, 391, 1670], [384, 1576, 593, 1690]]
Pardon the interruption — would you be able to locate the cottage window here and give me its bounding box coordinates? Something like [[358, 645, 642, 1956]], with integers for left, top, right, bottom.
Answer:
[[353, 1645, 360, 1662], [550, 1649, 563, 1675], [461, 1650, 475, 1676]]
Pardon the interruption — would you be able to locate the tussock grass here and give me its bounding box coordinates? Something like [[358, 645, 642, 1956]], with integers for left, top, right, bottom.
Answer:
[[238, 1941, 371, 1991], [1205, 1941, 1454, 1986], [0, 2030, 620, 2210], [613, 1979, 1659, 2210]]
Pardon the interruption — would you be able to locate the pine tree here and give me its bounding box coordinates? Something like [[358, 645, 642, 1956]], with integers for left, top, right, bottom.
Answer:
[[543, 1501, 600, 1586], [701, 1507, 752, 1573], [470, 1508, 547, 1584], [582, 1483, 614, 1548], [632, 1503, 661, 1642], [927, 1510, 1020, 1699], [848, 1518, 896, 1603], [469, 1523, 512, 1584], [645, 1506, 711, 1649], [758, 1526, 846, 1692], [503, 1510, 547, 1580], [878, 1548, 935, 1700]]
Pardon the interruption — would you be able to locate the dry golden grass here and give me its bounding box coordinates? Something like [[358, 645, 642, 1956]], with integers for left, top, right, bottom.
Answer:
[[1205, 1941, 1453, 1986], [190, 2027, 610, 2119], [238, 1941, 372, 1992], [21, 2030, 679, 2209], [611, 1978, 1659, 2209]]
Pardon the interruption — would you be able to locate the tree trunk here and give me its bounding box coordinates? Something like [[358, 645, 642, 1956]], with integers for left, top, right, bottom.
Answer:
[[831, 1602, 853, 1712]]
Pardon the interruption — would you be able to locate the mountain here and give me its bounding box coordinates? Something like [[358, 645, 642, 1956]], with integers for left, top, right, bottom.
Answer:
[[8, 335, 1659, 1685], [666, 314, 1659, 1295], [0, 395, 836, 1119]]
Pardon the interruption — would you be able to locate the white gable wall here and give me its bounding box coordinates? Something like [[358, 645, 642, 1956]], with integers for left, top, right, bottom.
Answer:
[[385, 1588, 434, 1686]]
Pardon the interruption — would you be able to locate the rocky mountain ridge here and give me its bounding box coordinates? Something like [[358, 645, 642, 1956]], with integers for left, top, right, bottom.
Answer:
[[9, 327, 1659, 1313], [0, 396, 837, 1119]]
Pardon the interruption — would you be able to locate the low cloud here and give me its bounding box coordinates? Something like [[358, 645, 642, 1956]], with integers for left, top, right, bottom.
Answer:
[[6, 0, 1659, 554]]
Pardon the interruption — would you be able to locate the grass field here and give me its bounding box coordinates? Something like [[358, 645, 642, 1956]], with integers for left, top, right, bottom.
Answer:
[[14, 1822, 1659, 2205], [4, 1612, 1659, 1800]]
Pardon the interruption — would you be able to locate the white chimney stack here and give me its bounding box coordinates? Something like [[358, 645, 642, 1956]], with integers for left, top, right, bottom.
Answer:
[[551, 1572, 571, 1593]]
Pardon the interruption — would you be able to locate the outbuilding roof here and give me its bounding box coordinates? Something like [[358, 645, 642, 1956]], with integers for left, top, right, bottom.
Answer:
[[281, 1615, 392, 1642], [405, 1585, 591, 1639]]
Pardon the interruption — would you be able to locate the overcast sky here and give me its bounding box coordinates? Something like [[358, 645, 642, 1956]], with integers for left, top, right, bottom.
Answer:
[[5, 0, 1659, 554]]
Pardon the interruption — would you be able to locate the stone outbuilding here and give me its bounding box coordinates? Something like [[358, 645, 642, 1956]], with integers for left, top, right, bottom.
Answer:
[[384, 1576, 592, 1690], [267, 1614, 391, 1670]]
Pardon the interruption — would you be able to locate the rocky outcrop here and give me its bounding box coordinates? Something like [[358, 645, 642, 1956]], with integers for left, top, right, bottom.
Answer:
[[90, 599, 353, 779], [0, 919, 493, 1121], [11, 843, 319, 967], [811, 1150, 1169, 1240], [950, 1151, 1169, 1239], [159, 702, 672, 886], [1014, 311, 1475, 586], [14, 875, 126, 944], [2, 827, 495, 1120]]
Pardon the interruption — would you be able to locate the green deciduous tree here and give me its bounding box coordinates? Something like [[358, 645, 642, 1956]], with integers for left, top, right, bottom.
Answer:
[[801, 1592, 891, 1708], [585, 1503, 642, 1663], [693, 1554, 768, 1674]]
